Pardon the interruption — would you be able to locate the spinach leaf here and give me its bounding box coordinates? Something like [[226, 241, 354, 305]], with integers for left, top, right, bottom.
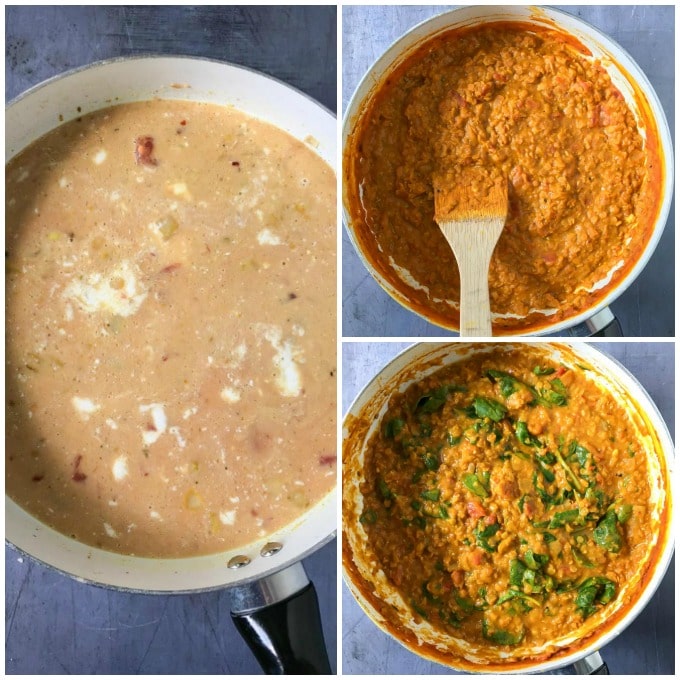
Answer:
[[474, 522, 500, 552], [384, 417, 405, 438], [523, 550, 549, 570], [463, 473, 489, 498], [415, 387, 449, 414], [472, 396, 507, 422], [422, 452, 441, 471], [575, 577, 616, 618], [616, 503, 633, 523], [378, 477, 395, 500], [482, 618, 525, 645], [532, 471, 560, 507], [533, 366, 556, 376], [454, 594, 477, 613], [420, 488, 441, 502], [593, 510, 623, 553], [447, 432, 462, 446], [515, 421, 541, 447], [496, 589, 541, 608], [549, 508, 580, 529], [359, 509, 377, 525], [568, 440, 590, 467], [571, 545, 594, 568]]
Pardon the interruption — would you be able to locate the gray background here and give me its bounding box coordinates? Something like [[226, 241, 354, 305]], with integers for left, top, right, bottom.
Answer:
[[342, 6, 675, 337], [5, 6, 337, 675], [342, 341, 674, 674]]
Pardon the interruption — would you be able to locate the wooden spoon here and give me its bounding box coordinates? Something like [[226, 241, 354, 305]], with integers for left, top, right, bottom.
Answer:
[[433, 172, 508, 337]]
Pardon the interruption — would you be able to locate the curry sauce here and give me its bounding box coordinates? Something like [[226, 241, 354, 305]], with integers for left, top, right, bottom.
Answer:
[[356, 346, 654, 654], [6, 100, 336, 557], [345, 22, 664, 333]]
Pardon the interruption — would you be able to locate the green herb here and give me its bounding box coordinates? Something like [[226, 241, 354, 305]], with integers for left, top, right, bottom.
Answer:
[[422, 452, 440, 471], [411, 600, 429, 619], [415, 385, 466, 414], [518, 495, 527, 513], [575, 577, 616, 618], [454, 594, 476, 613], [571, 545, 594, 568], [419, 421, 433, 437], [549, 508, 580, 529], [384, 417, 405, 438], [615, 503, 633, 523], [567, 440, 590, 467], [482, 618, 525, 645], [523, 550, 549, 570], [463, 473, 489, 499], [515, 421, 541, 447], [475, 522, 500, 552], [540, 378, 568, 406], [472, 396, 507, 422], [509, 558, 525, 587], [585, 483, 608, 511], [447, 433, 462, 446], [532, 471, 560, 507], [536, 459, 556, 483], [359, 509, 377, 525], [486, 369, 524, 400], [553, 448, 585, 494], [420, 488, 441, 502], [497, 589, 542, 608], [378, 478, 395, 500], [543, 532, 557, 543], [415, 387, 448, 414], [593, 510, 623, 553], [410, 500, 422, 511], [511, 448, 531, 461], [443, 609, 464, 627], [533, 366, 556, 376]]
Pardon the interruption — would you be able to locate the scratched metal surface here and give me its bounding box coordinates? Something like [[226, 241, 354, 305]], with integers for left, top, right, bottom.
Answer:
[[342, 5, 675, 337], [341, 341, 675, 674], [5, 6, 337, 675]]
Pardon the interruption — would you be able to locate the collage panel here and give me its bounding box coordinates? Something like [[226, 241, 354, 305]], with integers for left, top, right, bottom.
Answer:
[[6, 5, 337, 675], [342, 5, 674, 338], [341, 341, 674, 673]]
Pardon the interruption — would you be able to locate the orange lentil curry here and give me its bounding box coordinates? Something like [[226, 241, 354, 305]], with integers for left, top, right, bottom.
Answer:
[[357, 347, 653, 654], [344, 22, 664, 333]]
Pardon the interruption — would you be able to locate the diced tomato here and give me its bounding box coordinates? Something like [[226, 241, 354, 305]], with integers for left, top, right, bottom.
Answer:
[[467, 500, 486, 519]]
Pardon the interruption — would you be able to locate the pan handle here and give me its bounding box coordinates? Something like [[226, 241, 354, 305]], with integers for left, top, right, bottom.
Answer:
[[564, 307, 623, 337], [565, 307, 623, 337], [573, 651, 610, 674], [230, 562, 332, 674]]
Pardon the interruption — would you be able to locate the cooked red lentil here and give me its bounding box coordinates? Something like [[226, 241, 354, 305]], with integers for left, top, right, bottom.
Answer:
[[345, 22, 663, 333], [358, 346, 652, 651]]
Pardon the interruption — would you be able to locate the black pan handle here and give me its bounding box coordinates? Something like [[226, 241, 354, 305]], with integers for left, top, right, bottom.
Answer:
[[230, 562, 331, 674]]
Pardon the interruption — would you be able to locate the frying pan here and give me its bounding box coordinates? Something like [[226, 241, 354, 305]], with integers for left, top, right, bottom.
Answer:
[[5, 56, 337, 674], [342, 5, 674, 336], [342, 342, 674, 673]]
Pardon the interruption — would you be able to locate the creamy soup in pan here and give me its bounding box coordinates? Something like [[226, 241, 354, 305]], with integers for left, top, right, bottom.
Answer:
[[6, 100, 336, 558]]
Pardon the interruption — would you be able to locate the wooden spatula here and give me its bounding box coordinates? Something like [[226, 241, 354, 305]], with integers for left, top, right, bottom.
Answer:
[[433, 172, 508, 337]]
